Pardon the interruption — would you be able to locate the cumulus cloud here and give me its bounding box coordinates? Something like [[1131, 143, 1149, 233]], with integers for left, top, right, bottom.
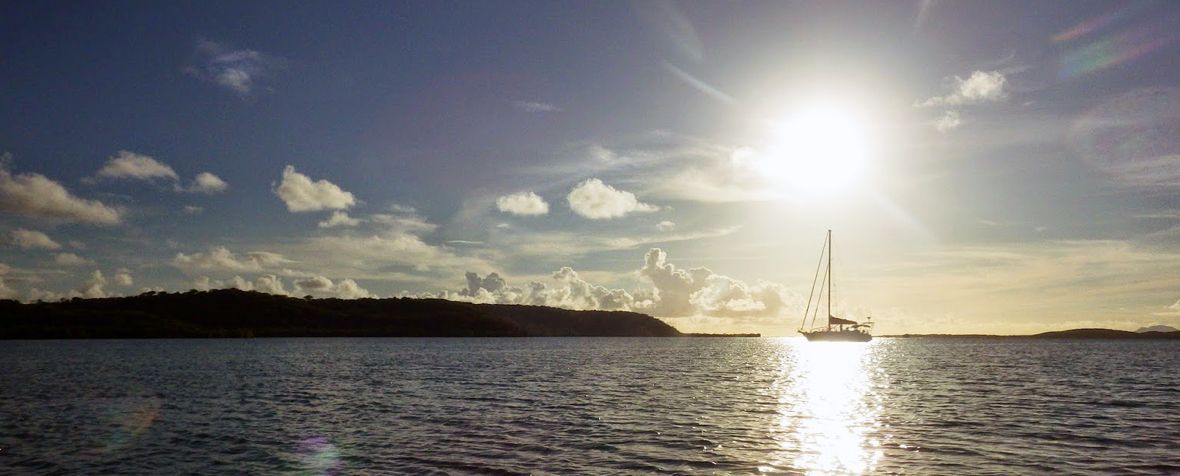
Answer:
[[20, 270, 111, 302], [113, 268, 134, 287], [639, 248, 790, 318], [935, 110, 962, 132], [184, 172, 229, 194], [656, 220, 676, 232], [54, 252, 94, 267], [318, 211, 362, 228], [96, 150, 179, 181], [193, 273, 371, 299], [430, 247, 792, 323], [192, 274, 291, 296], [11, 229, 61, 250], [513, 101, 562, 113], [292, 275, 373, 298], [76, 270, 108, 299], [295, 275, 333, 291], [334, 279, 372, 299], [275, 165, 356, 212], [567, 178, 658, 219], [253, 274, 289, 296], [0, 160, 122, 225], [187, 39, 284, 95], [172, 246, 291, 274], [496, 191, 550, 216], [918, 70, 1008, 107], [451, 268, 638, 311]]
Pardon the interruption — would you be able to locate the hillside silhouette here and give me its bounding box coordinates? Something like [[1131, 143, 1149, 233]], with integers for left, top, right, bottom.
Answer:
[[0, 289, 682, 338]]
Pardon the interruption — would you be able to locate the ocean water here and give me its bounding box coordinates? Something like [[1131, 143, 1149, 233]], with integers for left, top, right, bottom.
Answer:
[[1, 337, 1178, 474]]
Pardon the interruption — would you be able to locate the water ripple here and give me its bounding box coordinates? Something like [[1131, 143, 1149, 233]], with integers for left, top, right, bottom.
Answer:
[[1, 337, 1178, 474]]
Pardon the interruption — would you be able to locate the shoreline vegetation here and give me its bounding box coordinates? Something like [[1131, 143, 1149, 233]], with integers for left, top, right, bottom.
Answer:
[[0, 289, 1174, 340], [0, 289, 682, 339]]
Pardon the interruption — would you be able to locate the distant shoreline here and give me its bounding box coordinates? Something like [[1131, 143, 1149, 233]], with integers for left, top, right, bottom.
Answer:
[[881, 328, 1180, 340]]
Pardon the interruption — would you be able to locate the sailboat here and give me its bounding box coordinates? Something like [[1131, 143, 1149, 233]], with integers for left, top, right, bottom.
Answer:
[[799, 230, 872, 342]]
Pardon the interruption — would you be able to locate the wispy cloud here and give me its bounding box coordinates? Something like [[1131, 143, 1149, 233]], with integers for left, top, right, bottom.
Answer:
[[512, 101, 562, 113], [187, 39, 285, 95], [935, 110, 962, 132], [318, 211, 362, 228], [54, 252, 94, 267], [10, 229, 61, 250]]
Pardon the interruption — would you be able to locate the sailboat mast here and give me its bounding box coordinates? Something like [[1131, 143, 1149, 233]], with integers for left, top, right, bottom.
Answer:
[[827, 229, 832, 330]]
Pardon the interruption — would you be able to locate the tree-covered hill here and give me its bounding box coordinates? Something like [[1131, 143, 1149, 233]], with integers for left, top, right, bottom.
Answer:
[[0, 289, 683, 338]]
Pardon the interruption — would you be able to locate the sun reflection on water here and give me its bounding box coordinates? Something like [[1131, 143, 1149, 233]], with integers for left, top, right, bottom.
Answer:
[[768, 340, 883, 474]]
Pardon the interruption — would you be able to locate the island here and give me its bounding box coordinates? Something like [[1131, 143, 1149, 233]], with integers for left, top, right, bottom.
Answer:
[[0, 289, 682, 338], [884, 328, 1180, 340]]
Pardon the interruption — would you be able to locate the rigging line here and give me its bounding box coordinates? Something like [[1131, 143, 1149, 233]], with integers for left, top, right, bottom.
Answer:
[[800, 232, 828, 330], [810, 263, 829, 330]]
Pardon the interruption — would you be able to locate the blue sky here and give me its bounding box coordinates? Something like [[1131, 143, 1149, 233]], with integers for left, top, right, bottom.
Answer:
[[3, 1, 1180, 334]]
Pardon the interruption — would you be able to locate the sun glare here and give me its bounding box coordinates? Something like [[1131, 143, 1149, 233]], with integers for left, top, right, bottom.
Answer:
[[759, 101, 874, 198]]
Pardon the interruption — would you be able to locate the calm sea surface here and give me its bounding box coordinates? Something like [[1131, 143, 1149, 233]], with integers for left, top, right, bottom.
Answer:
[[2, 337, 1178, 474]]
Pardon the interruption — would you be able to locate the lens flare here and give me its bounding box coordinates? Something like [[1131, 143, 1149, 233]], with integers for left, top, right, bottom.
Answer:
[[295, 436, 343, 475]]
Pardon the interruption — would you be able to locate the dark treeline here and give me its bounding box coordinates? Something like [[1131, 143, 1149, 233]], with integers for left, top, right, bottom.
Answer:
[[0, 289, 683, 339]]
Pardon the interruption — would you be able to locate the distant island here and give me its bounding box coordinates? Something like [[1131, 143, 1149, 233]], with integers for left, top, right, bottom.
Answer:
[[0, 289, 682, 339], [885, 328, 1180, 340]]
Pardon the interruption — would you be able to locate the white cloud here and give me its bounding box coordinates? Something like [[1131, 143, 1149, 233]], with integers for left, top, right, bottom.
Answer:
[[639, 248, 790, 318], [253, 274, 289, 296], [54, 253, 94, 267], [172, 246, 291, 274], [935, 110, 962, 132], [334, 278, 372, 299], [187, 39, 284, 95], [113, 268, 134, 287], [79, 270, 107, 298], [185, 172, 229, 194], [295, 275, 333, 291], [0, 160, 122, 225], [496, 191, 549, 216], [97, 150, 179, 181], [448, 269, 636, 311], [429, 247, 792, 326], [656, 220, 676, 232], [11, 229, 61, 250], [513, 101, 562, 113], [567, 178, 658, 219], [318, 211, 362, 228], [183, 205, 205, 214], [918, 70, 1008, 107], [275, 165, 356, 212]]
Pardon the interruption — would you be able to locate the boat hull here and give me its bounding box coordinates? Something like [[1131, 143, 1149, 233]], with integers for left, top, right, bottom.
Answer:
[[800, 330, 872, 342]]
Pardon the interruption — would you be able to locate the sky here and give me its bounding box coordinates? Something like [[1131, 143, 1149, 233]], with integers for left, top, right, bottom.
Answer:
[[2, 0, 1180, 335]]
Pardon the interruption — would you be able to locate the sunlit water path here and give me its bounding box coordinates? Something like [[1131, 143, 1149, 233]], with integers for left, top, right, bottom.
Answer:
[[2, 338, 1178, 474]]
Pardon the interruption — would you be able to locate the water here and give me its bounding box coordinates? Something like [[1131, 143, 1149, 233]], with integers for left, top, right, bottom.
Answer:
[[1, 337, 1178, 474]]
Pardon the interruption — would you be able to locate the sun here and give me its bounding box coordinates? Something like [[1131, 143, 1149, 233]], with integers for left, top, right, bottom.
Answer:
[[757, 101, 874, 198]]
